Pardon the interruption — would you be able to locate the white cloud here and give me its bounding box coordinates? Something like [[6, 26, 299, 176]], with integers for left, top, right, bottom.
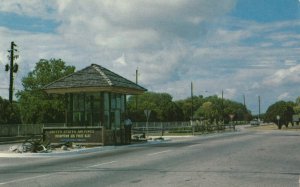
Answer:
[[277, 92, 290, 100], [208, 29, 252, 45], [113, 53, 127, 66], [263, 65, 300, 87], [284, 59, 297, 66], [223, 88, 237, 99], [1, 0, 300, 114]]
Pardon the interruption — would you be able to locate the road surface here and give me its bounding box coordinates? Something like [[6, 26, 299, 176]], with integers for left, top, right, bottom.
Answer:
[[0, 129, 299, 187]]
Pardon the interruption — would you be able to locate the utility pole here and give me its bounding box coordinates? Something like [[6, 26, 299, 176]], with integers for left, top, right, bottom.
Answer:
[[5, 41, 19, 104], [135, 67, 139, 111], [191, 82, 194, 121], [258, 96, 261, 121], [136, 68, 138, 85], [243, 94, 246, 107], [222, 89, 224, 123]]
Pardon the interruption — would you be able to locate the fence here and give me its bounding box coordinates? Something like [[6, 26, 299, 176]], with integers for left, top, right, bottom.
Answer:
[[0, 123, 69, 137], [132, 121, 236, 136], [0, 124, 44, 137], [0, 121, 237, 138]]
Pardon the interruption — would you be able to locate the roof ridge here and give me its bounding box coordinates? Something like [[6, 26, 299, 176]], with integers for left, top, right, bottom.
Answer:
[[92, 64, 113, 86]]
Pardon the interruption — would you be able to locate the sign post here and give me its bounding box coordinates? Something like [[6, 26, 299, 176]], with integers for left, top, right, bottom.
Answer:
[[144, 109, 151, 137], [229, 114, 235, 130], [276, 115, 280, 128]]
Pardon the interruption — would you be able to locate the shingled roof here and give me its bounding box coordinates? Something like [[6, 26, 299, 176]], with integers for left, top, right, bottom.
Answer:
[[43, 64, 147, 95]]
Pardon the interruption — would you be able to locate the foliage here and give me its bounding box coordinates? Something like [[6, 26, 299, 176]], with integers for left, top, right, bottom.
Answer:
[[127, 92, 184, 122], [0, 96, 21, 124], [17, 59, 75, 124], [176, 95, 204, 121], [293, 96, 300, 114], [196, 101, 218, 123], [178, 95, 251, 124], [127, 92, 251, 123], [264, 101, 295, 129]]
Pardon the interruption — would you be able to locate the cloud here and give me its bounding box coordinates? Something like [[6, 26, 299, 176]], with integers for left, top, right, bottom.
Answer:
[[263, 65, 300, 87], [53, 0, 237, 51], [113, 53, 127, 66], [277, 92, 290, 100], [1, 0, 300, 114], [0, 0, 58, 19]]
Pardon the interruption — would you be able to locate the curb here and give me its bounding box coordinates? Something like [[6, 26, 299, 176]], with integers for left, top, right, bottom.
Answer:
[[0, 139, 171, 158]]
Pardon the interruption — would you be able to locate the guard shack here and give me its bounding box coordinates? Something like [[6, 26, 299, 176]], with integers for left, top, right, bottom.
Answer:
[[43, 64, 146, 145]]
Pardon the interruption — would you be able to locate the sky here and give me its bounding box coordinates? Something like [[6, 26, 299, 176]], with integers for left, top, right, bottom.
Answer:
[[0, 0, 300, 115]]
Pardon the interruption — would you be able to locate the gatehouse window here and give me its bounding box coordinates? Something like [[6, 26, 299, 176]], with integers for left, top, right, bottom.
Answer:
[[66, 92, 126, 129]]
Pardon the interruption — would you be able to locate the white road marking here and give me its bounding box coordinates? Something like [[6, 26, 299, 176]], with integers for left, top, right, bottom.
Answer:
[[88, 161, 117, 168], [148, 150, 171, 156], [0, 173, 56, 185], [187, 144, 201, 148]]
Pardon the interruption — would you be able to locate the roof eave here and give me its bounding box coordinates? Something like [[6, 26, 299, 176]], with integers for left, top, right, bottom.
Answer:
[[44, 86, 147, 95]]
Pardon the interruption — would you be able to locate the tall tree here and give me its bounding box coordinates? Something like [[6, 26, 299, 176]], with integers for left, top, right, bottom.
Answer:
[[192, 95, 251, 124], [0, 96, 21, 124], [17, 59, 75, 124], [293, 96, 300, 114], [195, 102, 213, 122], [264, 101, 295, 129], [127, 92, 183, 122]]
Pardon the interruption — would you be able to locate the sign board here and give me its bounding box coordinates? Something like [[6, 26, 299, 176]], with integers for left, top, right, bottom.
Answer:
[[276, 115, 280, 120], [43, 127, 103, 145]]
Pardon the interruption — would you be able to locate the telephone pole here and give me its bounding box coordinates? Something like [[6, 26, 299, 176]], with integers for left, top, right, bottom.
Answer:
[[5, 41, 19, 104], [191, 82, 194, 121], [135, 67, 139, 111], [258, 96, 261, 121], [221, 89, 224, 123]]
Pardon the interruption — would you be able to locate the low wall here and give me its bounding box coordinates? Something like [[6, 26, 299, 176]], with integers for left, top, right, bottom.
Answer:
[[43, 127, 104, 145], [43, 127, 129, 146]]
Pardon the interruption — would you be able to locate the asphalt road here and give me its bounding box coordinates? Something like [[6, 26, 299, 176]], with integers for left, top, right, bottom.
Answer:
[[0, 129, 299, 187]]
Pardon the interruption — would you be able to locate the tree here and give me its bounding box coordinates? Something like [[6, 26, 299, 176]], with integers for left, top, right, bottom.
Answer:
[[195, 101, 218, 123], [192, 95, 251, 124], [17, 59, 75, 124], [293, 96, 300, 114], [127, 92, 183, 122], [176, 95, 205, 121], [0, 96, 21, 124], [223, 99, 250, 123], [264, 101, 295, 129]]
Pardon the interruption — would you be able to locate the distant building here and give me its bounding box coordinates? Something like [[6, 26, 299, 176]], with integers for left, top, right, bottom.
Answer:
[[43, 64, 146, 145]]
